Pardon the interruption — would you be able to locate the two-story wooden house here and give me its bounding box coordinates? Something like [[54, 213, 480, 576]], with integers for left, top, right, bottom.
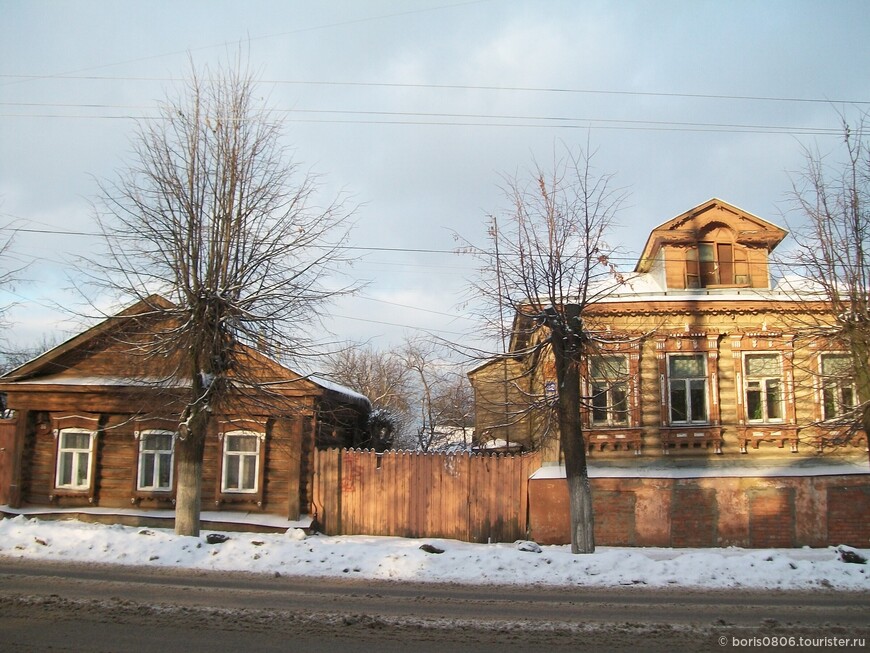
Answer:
[[469, 199, 869, 547]]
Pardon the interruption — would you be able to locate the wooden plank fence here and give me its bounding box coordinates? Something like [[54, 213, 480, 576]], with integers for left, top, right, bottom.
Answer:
[[312, 448, 542, 543]]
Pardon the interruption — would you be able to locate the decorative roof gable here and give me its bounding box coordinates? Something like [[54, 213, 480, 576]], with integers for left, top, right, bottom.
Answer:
[[635, 198, 787, 273], [0, 295, 315, 395]]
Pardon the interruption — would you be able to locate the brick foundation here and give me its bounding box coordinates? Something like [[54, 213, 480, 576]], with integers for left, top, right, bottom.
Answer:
[[529, 473, 870, 548]]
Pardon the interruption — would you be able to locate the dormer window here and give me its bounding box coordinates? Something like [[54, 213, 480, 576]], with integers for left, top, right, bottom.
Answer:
[[685, 242, 750, 288], [635, 199, 785, 291]]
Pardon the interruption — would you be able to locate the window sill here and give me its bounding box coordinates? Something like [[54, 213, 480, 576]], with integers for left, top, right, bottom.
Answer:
[[660, 426, 722, 454], [215, 493, 265, 508], [49, 488, 95, 503], [736, 424, 799, 453], [586, 427, 642, 454], [132, 490, 174, 502]]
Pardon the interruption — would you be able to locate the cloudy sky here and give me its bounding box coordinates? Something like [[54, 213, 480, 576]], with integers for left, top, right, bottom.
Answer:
[[1, 1, 867, 361]]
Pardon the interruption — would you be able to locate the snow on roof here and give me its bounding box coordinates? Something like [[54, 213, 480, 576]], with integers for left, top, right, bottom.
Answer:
[[308, 375, 371, 408], [475, 438, 523, 451], [8, 375, 187, 388], [7, 373, 372, 409], [527, 271, 826, 308]]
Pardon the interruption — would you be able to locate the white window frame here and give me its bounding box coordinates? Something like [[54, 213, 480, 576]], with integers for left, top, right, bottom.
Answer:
[[55, 428, 95, 490], [137, 429, 175, 492], [667, 353, 709, 425], [221, 430, 262, 494], [743, 352, 784, 424], [819, 352, 856, 421]]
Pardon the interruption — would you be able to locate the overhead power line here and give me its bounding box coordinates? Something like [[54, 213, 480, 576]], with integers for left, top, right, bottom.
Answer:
[[4, 224, 465, 253], [0, 1, 491, 88], [0, 102, 842, 135], [1, 74, 867, 106]]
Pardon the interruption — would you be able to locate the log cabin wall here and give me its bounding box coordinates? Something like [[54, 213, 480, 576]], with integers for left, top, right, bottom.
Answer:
[[4, 384, 359, 520]]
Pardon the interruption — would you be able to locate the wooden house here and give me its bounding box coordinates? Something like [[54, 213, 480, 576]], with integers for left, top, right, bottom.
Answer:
[[469, 199, 870, 547], [0, 295, 370, 530]]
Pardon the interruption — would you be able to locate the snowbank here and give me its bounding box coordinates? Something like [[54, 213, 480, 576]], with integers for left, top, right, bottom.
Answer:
[[0, 516, 867, 591]]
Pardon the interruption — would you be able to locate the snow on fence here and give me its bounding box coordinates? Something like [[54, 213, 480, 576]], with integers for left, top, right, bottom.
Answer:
[[312, 448, 542, 543]]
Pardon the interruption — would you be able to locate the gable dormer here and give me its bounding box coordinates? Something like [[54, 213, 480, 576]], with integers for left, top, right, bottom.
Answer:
[[634, 199, 787, 291]]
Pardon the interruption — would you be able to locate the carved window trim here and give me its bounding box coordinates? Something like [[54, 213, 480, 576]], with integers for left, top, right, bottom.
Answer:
[[730, 332, 798, 452], [656, 333, 721, 427], [214, 418, 268, 508], [49, 413, 101, 502], [655, 333, 723, 454], [131, 417, 179, 502], [581, 338, 641, 429]]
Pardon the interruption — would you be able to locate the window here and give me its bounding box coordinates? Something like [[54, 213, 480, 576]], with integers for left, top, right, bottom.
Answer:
[[589, 355, 628, 425], [668, 354, 708, 424], [222, 431, 261, 493], [137, 430, 174, 491], [56, 428, 94, 490], [685, 242, 749, 288], [820, 353, 856, 420], [685, 247, 700, 288], [699, 242, 719, 286], [744, 353, 783, 423]]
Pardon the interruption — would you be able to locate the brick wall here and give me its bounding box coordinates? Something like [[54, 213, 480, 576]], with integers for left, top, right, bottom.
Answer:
[[670, 486, 718, 547], [827, 486, 870, 546], [593, 490, 636, 546], [529, 474, 870, 548], [748, 488, 795, 548]]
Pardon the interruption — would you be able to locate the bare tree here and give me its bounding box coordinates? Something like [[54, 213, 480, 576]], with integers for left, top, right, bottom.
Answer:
[[0, 334, 60, 376], [0, 220, 26, 361], [325, 346, 413, 450], [398, 337, 473, 452], [88, 60, 355, 536], [429, 369, 475, 450], [401, 337, 446, 452], [469, 144, 627, 554], [781, 110, 870, 461], [0, 232, 13, 337]]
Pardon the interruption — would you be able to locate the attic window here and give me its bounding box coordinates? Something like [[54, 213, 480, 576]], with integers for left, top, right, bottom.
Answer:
[[685, 242, 749, 288]]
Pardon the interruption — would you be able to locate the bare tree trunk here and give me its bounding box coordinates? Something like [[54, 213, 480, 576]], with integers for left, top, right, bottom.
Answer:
[[174, 434, 204, 537], [174, 404, 209, 537], [558, 359, 595, 553], [550, 305, 595, 554]]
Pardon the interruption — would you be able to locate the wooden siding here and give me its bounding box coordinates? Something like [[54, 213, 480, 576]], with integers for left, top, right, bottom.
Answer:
[[12, 411, 317, 520], [312, 448, 542, 543], [471, 301, 867, 463], [0, 417, 15, 505], [468, 357, 535, 447]]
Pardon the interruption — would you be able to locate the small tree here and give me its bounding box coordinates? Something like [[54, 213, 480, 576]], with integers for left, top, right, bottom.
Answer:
[[430, 370, 475, 449], [0, 222, 24, 365], [397, 337, 474, 452], [325, 346, 413, 450], [470, 144, 626, 553], [782, 111, 870, 461], [89, 60, 355, 536]]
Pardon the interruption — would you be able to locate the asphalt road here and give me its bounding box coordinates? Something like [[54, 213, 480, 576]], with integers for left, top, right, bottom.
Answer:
[[0, 558, 868, 652]]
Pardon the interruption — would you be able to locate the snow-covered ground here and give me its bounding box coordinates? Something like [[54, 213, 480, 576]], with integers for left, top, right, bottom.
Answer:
[[0, 515, 867, 591]]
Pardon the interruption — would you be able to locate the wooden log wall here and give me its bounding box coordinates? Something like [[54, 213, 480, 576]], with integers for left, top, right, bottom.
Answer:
[[312, 448, 542, 543]]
